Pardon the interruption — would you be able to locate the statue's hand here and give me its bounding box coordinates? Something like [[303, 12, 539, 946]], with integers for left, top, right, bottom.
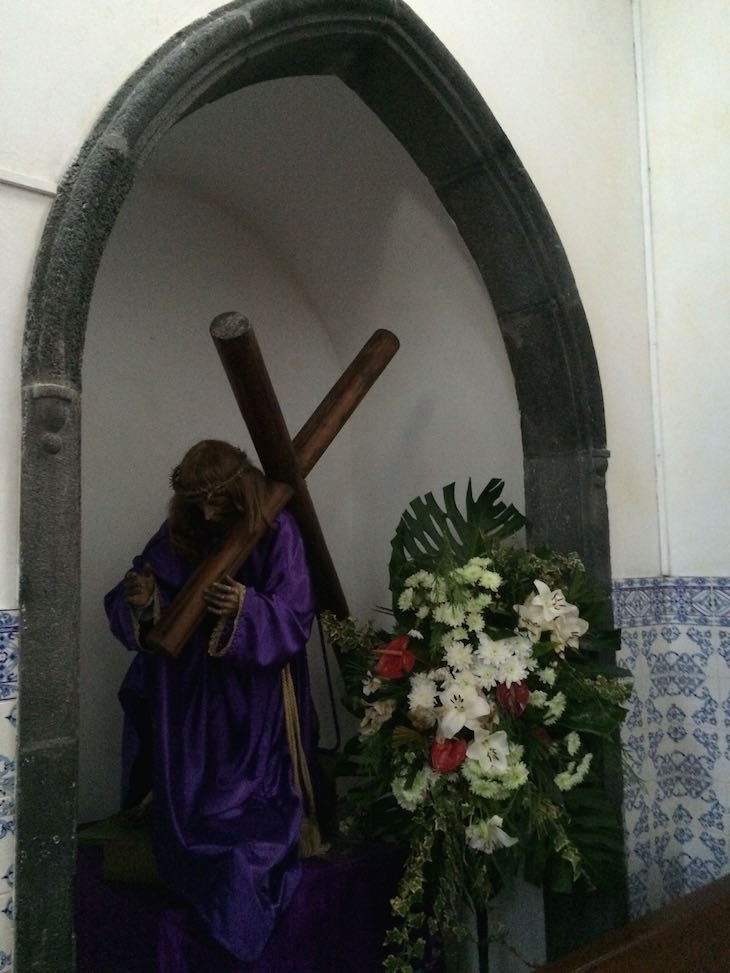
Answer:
[[204, 574, 245, 618], [124, 564, 156, 608]]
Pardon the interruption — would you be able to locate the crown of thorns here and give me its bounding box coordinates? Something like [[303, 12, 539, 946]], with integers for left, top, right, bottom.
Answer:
[[170, 461, 250, 501]]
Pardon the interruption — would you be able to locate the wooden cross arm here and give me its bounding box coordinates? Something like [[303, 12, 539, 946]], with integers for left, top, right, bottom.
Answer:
[[146, 480, 293, 656], [147, 319, 399, 657]]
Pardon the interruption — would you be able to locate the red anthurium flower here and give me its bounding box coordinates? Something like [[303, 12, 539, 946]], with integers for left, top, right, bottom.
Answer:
[[431, 737, 468, 773], [374, 635, 416, 679], [496, 681, 531, 719]]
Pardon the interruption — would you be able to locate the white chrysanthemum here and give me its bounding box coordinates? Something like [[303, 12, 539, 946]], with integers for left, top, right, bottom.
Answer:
[[539, 667, 557, 686], [461, 759, 511, 800], [433, 603, 466, 628], [478, 570, 502, 591], [392, 765, 436, 811], [407, 628, 424, 640], [565, 731, 581, 756], [465, 815, 518, 854], [398, 587, 416, 611], [554, 752, 592, 792], [466, 592, 494, 613], [408, 672, 438, 711], [442, 626, 467, 646], [497, 655, 530, 687], [528, 690, 548, 708], [470, 658, 498, 690], [415, 604, 430, 619], [405, 570, 435, 589], [501, 761, 529, 790], [444, 640, 473, 672], [475, 633, 512, 668], [505, 633, 535, 663], [454, 559, 489, 584], [465, 612, 486, 634], [544, 691, 567, 726], [429, 666, 450, 685]]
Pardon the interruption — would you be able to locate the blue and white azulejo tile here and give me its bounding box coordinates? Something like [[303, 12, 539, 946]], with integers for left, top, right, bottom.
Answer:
[[0, 614, 18, 703]]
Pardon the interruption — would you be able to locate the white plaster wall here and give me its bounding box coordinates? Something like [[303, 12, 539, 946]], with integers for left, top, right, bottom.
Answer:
[[639, 0, 730, 577], [0, 186, 52, 605]]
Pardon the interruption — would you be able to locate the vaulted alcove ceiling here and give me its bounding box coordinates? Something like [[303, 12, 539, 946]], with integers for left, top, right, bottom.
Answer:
[[145, 74, 455, 337]]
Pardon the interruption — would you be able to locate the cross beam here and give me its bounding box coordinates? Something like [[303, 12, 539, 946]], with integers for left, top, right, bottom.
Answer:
[[147, 315, 399, 656]]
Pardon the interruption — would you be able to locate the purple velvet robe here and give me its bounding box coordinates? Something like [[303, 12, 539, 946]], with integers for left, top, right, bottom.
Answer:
[[105, 510, 316, 963]]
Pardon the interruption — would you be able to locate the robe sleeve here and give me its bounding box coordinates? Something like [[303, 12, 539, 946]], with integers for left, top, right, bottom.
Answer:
[[207, 512, 315, 669], [104, 525, 175, 652]]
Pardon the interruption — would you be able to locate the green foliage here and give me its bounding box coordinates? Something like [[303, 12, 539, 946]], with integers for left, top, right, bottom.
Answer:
[[389, 479, 525, 611]]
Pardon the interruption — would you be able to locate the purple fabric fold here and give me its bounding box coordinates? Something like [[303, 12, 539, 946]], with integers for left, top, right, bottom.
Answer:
[[105, 510, 316, 963]]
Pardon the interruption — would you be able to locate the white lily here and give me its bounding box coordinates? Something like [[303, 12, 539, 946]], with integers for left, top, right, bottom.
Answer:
[[438, 678, 491, 737], [358, 698, 396, 738], [552, 609, 589, 651], [465, 815, 518, 853], [516, 580, 583, 637], [466, 728, 510, 775]]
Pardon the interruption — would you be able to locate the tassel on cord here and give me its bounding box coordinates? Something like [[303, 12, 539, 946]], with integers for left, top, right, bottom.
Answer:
[[281, 664, 329, 858]]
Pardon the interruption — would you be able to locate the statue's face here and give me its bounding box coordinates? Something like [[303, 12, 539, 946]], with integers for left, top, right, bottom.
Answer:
[[196, 494, 232, 525]]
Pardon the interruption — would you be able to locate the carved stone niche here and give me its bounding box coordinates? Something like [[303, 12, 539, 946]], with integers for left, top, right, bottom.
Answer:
[[18, 1, 620, 969]]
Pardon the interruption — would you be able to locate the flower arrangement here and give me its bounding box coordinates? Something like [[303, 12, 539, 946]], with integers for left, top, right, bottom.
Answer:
[[324, 480, 631, 972]]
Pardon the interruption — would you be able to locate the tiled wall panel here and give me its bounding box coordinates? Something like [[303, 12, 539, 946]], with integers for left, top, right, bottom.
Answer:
[[614, 577, 730, 919], [0, 612, 16, 971]]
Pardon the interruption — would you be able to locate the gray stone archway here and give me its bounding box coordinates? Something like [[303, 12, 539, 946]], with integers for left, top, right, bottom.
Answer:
[[19, 1, 619, 968]]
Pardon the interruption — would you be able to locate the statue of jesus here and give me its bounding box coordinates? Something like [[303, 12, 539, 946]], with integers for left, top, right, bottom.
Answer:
[[105, 439, 318, 963]]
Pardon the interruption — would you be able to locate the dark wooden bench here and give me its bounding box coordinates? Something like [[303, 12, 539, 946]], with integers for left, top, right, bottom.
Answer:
[[536, 875, 730, 973]]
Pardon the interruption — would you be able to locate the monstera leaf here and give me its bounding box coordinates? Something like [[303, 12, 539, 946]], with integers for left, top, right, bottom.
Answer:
[[388, 479, 526, 608]]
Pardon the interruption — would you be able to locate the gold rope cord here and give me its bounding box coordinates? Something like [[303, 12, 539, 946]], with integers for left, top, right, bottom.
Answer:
[[281, 663, 328, 858]]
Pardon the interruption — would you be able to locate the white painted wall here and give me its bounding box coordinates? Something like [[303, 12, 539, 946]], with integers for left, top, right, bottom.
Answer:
[[0, 186, 51, 605], [638, 0, 730, 577]]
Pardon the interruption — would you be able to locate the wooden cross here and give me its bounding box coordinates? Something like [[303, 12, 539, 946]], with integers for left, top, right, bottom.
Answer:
[[148, 313, 399, 656]]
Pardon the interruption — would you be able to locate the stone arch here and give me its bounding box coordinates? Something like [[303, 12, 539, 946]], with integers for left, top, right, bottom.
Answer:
[[19, 1, 615, 967]]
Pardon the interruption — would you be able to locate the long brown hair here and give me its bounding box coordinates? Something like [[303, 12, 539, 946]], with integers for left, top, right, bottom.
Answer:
[[167, 440, 268, 562]]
